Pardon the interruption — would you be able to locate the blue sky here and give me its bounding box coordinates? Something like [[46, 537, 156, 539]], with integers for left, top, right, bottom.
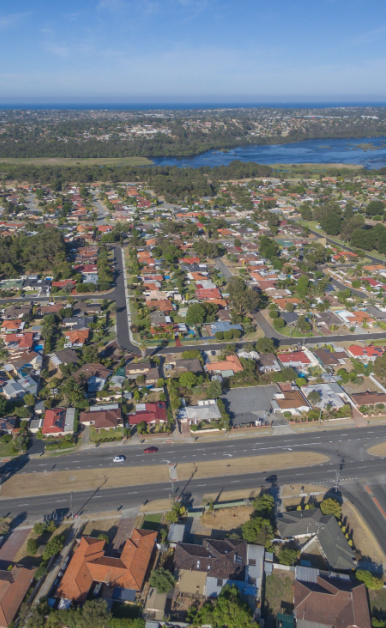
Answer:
[[1, 0, 386, 103]]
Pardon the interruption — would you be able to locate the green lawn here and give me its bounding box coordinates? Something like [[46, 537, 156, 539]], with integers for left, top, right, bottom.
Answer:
[[141, 513, 162, 531], [111, 602, 142, 620], [263, 570, 295, 628], [0, 441, 17, 457], [369, 589, 386, 626]]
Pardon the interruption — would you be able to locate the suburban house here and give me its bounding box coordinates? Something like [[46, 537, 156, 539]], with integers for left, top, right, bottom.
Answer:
[[63, 329, 90, 348], [301, 383, 349, 410], [206, 355, 244, 377], [313, 348, 348, 368], [56, 530, 157, 603], [272, 383, 310, 416], [48, 348, 79, 371], [347, 344, 384, 362], [0, 565, 37, 628], [79, 408, 122, 430], [127, 402, 167, 427], [204, 322, 243, 337], [258, 353, 281, 373], [277, 350, 311, 370], [174, 538, 264, 603], [277, 509, 356, 571], [177, 399, 221, 426], [40, 407, 75, 436], [164, 358, 203, 378], [126, 361, 152, 378], [294, 574, 371, 628], [74, 363, 112, 393], [350, 391, 386, 408]]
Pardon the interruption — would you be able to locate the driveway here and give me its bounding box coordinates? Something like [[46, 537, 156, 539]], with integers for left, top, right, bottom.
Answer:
[[221, 385, 277, 427]]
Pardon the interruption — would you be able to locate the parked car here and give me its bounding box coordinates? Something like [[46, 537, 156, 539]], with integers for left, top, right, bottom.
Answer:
[[113, 455, 126, 463], [144, 447, 158, 454]]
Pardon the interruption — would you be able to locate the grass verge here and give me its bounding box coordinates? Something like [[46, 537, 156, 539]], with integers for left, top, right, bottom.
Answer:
[[368, 442, 386, 457]]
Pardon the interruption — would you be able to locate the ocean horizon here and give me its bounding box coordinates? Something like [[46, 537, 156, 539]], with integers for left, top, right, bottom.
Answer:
[[1, 101, 386, 111]]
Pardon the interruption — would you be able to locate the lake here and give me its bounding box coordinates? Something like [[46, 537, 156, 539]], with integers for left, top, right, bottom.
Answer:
[[151, 136, 386, 169]]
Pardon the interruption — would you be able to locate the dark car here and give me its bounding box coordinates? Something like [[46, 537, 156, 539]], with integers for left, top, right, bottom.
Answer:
[[144, 446, 158, 454], [265, 474, 277, 483]]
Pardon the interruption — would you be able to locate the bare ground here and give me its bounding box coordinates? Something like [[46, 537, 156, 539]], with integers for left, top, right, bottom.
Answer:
[[368, 442, 386, 457]]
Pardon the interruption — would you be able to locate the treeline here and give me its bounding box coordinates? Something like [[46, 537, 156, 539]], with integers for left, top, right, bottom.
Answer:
[[0, 228, 66, 279], [301, 200, 386, 255], [0, 161, 273, 202]]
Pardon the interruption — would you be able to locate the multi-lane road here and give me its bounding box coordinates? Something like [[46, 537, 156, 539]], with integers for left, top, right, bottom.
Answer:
[[1, 425, 386, 552]]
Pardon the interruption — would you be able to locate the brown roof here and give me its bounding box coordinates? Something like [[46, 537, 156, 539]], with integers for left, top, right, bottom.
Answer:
[[294, 575, 371, 628], [174, 538, 247, 580], [74, 362, 112, 381], [275, 390, 309, 410], [79, 409, 122, 429], [0, 565, 37, 627], [351, 391, 386, 406], [57, 529, 157, 602]]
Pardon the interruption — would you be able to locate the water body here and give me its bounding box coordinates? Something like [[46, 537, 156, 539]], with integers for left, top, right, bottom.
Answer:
[[151, 136, 386, 170]]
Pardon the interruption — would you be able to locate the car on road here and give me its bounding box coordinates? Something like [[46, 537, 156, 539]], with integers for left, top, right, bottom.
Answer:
[[144, 447, 158, 454], [113, 455, 126, 463], [265, 474, 277, 483]]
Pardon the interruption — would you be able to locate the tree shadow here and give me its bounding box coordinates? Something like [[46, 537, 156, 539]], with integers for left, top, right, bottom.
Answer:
[[0, 454, 30, 488]]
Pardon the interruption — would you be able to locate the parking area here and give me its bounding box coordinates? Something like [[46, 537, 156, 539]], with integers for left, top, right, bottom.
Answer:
[[221, 385, 277, 427]]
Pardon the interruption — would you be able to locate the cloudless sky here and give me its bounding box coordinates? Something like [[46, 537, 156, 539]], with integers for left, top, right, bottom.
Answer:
[[1, 0, 386, 103]]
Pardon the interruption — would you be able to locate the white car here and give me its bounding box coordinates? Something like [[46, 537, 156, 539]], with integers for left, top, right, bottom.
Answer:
[[113, 455, 126, 463]]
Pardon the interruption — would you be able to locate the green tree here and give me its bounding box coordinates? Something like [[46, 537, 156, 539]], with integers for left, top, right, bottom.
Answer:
[[192, 584, 254, 628], [24, 393, 36, 407], [252, 492, 275, 519], [186, 303, 207, 325], [149, 568, 175, 593], [27, 538, 38, 556], [256, 337, 275, 353], [296, 275, 310, 299], [207, 379, 222, 399], [320, 498, 341, 519], [307, 390, 321, 406], [355, 569, 384, 590], [42, 535, 64, 561], [241, 516, 274, 547], [278, 547, 298, 566], [227, 276, 261, 316], [179, 371, 197, 389]]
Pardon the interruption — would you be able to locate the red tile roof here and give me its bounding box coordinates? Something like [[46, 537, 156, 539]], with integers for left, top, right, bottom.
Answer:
[[128, 402, 167, 425], [42, 408, 67, 435], [57, 530, 157, 602]]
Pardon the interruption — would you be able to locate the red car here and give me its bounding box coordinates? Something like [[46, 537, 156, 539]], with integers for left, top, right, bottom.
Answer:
[[144, 446, 158, 454]]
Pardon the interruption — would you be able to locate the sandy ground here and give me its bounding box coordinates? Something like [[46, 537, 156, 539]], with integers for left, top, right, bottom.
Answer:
[[1, 452, 328, 499], [342, 500, 386, 564], [368, 442, 386, 457], [281, 483, 328, 507], [200, 505, 253, 532], [82, 518, 120, 537]]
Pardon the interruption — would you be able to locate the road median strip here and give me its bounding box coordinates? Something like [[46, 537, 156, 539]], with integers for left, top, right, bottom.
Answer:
[[1, 452, 329, 499]]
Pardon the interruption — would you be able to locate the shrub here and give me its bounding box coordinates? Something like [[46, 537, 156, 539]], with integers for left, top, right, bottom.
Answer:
[[356, 569, 384, 590], [215, 331, 224, 340], [33, 523, 46, 535], [27, 538, 38, 556], [150, 568, 175, 593]]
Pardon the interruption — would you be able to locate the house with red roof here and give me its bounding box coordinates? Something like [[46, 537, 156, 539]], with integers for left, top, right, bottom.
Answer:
[[42, 407, 75, 436], [277, 350, 311, 369], [347, 344, 384, 362], [56, 529, 157, 603], [128, 402, 167, 426]]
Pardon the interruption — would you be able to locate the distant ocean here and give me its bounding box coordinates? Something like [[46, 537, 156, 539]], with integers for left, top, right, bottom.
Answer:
[[0, 102, 386, 110]]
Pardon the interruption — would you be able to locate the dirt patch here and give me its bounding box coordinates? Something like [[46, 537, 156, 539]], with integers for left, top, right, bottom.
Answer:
[[368, 442, 386, 457], [201, 505, 253, 533], [342, 500, 386, 564], [82, 518, 120, 539], [1, 452, 328, 499], [281, 483, 328, 508]]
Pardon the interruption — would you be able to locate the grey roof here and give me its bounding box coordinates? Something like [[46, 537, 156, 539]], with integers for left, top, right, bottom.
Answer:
[[281, 312, 299, 325], [302, 383, 345, 410], [209, 322, 243, 333], [366, 305, 386, 320], [50, 348, 79, 365], [277, 509, 355, 571]]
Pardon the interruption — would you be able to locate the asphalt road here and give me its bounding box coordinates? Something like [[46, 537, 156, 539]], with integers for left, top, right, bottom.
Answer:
[[3, 424, 385, 476], [2, 455, 386, 554], [1, 425, 386, 545]]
